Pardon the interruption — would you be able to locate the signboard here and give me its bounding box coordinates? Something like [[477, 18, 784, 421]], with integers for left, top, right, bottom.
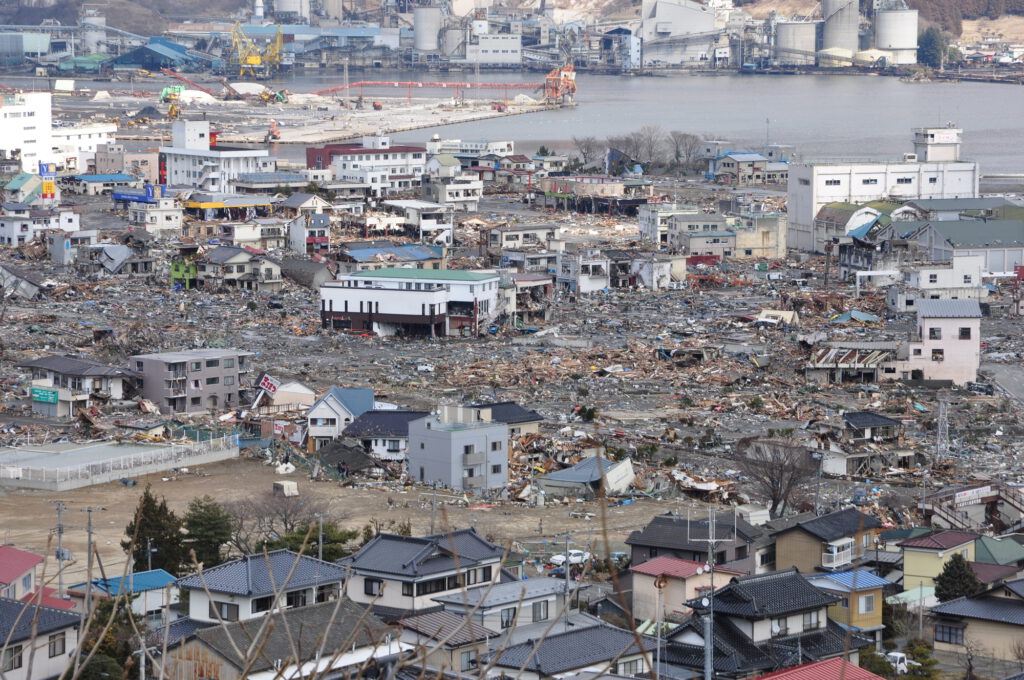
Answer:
[[41, 180, 56, 199], [954, 485, 991, 506], [38, 162, 57, 177], [258, 374, 281, 395], [31, 387, 59, 404], [145, 184, 165, 199]]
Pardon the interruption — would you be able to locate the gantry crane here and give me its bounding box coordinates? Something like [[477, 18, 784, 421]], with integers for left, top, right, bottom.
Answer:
[[231, 21, 264, 77]]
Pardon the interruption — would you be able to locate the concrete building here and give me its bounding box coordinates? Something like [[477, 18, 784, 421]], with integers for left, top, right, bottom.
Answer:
[[0, 203, 79, 245], [638, 0, 716, 65], [63, 173, 143, 196], [51, 122, 117, 172], [425, 137, 514, 156], [309, 135, 426, 197], [320, 268, 500, 337], [407, 405, 509, 492], [128, 196, 183, 236], [381, 199, 454, 245], [487, 223, 561, 249], [94, 143, 159, 183], [421, 176, 483, 212], [17, 354, 134, 418], [896, 299, 982, 385], [638, 203, 699, 245], [160, 121, 273, 193], [557, 247, 610, 293], [669, 228, 736, 258], [197, 245, 283, 292], [886, 254, 988, 312], [0, 91, 53, 171], [464, 33, 522, 64], [130, 349, 255, 414], [787, 126, 980, 252]]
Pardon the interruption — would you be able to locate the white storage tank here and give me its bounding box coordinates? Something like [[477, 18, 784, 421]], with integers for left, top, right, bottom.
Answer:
[[443, 27, 464, 56], [875, 8, 918, 64], [775, 21, 817, 65], [818, 46, 853, 68], [413, 6, 443, 51], [822, 0, 859, 55], [275, 0, 300, 15]]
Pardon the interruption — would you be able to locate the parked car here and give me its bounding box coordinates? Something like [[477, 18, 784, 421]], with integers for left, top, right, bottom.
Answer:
[[549, 549, 591, 567], [885, 652, 921, 675]]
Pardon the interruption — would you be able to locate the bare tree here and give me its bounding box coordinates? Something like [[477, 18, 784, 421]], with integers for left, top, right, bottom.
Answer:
[[1012, 637, 1024, 671], [735, 437, 816, 517], [957, 635, 988, 680], [636, 125, 667, 166], [571, 135, 601, 167], [668, 130, 703, 173], [224, 495, 335, 555]]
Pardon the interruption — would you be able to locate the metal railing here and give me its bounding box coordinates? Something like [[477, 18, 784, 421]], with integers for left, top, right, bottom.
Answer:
[[822, 547, 853, 568]]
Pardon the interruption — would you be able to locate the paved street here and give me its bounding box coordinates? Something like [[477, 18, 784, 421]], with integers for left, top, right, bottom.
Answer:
[[984, 362, 1024, 403]]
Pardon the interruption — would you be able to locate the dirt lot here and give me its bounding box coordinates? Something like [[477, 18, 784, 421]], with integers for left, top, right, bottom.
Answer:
[[0, 455, 670, 586]]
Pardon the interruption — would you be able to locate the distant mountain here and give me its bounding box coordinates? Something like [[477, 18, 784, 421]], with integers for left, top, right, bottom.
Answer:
[[3, 0, 249, 34]]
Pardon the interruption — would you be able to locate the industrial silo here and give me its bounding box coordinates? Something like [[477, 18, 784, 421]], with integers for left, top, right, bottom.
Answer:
[[822, 0, 859, 55], [442, 27, 464, 56], [274, 0, 300, 17], [775, 21, 817, 65], [0, 34, 23, 66], [413, 6, 443, 51], [875, 9, 918, 64]]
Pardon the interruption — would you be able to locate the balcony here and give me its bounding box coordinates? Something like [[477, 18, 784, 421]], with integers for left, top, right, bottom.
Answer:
[[822, 543, 854, 569]]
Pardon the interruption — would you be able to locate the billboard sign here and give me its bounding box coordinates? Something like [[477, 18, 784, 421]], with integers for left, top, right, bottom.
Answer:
[[31, 387, 59, 404]]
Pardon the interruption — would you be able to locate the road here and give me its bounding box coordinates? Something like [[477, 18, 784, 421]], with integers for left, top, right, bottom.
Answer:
[[982, 362, 1024, 403]]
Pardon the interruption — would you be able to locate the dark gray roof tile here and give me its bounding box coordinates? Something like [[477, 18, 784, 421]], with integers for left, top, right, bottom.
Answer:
[[177, 549, 345, 596]]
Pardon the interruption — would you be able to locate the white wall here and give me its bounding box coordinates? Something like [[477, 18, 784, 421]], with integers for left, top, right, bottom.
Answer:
[[0, 91, 53, 171], [3, 625, 79, 680]]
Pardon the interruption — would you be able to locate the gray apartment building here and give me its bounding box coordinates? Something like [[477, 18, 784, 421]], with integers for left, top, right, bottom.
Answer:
[[130, 349, 254, 414], [407, 405, 508, 493]]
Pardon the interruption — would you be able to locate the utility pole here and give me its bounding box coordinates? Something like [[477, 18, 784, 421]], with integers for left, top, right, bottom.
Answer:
[[48, 500, 68, 598], [429, 483, 438, 534], [688, 507, 735, 680], [147, 537, 153, 572], [81, 507, 105, 617], [936, 393, 950, 460], [317, 513, 324, 561]]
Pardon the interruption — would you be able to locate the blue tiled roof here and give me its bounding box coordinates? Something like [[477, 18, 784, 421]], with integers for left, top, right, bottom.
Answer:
[[343, 244, 441, 262], [177, 549, 345, 596], [73, 173, 137, 182], [0, 597, 80, 644], [809, 569, 891, 591], [75, 569, 177, 595], [319, 386, 374, 418]]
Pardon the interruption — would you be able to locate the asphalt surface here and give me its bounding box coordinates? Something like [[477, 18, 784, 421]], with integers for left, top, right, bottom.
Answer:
[[983, 362, 1024, 403]]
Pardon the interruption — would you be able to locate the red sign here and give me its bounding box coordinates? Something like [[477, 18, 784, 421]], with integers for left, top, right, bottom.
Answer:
[[259, 374, 280, 394]]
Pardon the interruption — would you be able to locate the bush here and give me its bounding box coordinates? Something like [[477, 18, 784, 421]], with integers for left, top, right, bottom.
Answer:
[[859, 651, 892, 677]]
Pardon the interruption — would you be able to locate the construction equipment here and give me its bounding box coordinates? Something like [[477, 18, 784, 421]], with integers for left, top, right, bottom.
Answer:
[[265, 120, 281, 143], [159, 85, 184, 102], [542, 63, 576, 104], [167, 101, 181, 120], [263, 25, 284, 74], [161, 68, 216, 97], [219, 78, 245, 101], [231, 21, 264, 78]]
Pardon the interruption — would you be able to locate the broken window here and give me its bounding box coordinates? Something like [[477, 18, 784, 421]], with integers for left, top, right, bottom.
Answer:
[[959, 327, 972, 340], [932, 349, 944, 361]]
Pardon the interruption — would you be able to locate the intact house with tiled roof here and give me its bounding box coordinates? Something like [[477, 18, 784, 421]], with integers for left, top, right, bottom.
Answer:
[[0, 597, 81, 680], [664, 568, 872, 678], [806, 569, 892, 650], [155, 598, 405, 680], [431, 578, 570, 639], [0, 546, 76, 611], [466, 400, 543, 438], [626, 513, 774, 576], [306, 386, 375, 451], [396, 609, 495, 672], [899, 529, 980, 590], [338, 528, 504, 614], [629, 556, 743, 623], [343, 410, 429, 461], [176, 549, 345, 625], [770, 507, 883, 574], [196, 245, 283, 293], [931, 577, 1024, 664], [488, 623, 658, 679], [16, 354, 137, 418]]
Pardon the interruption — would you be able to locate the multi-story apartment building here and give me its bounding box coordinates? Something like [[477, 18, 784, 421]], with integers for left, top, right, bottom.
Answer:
[[307, 135, 426, 197], [407, 406, 509, 492], [0, 92, 53, 171], [130, 349, 255, 414], [160, 121, 274, 193], [0, 203, 79, 246]]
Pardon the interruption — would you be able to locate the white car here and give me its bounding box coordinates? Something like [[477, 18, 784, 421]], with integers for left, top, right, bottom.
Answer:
[[549, 550, 592, 566]]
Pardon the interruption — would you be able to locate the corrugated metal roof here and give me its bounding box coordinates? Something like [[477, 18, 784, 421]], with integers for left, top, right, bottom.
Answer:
[[807, 569, 891, 592], [348, 267, 495, 282], [914, 299, 982, 318]]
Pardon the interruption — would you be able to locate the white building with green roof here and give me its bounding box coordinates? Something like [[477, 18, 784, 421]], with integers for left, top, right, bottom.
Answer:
[[320, 267, 501, 337]]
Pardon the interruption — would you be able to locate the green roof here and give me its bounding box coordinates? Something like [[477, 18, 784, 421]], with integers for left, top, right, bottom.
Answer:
[[974, 536, 1024, 566], [5, 173, 37, 191], [350, 267, 496, 282], [864, 200, 902, 215]]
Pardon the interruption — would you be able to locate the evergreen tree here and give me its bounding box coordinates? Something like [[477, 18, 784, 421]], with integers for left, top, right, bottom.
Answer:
[[263, 521, 361, 562], [918, 28, 948, 68], [182, 495, 233, 570], [935, 553, 985, 602], [121, 485, 185, 576]]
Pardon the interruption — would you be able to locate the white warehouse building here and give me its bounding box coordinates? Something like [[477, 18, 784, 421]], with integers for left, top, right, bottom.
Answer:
[[787, 126, 979, 252]]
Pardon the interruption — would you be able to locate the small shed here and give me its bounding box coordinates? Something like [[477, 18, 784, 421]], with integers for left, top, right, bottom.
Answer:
[[273, 481, 298, 497]]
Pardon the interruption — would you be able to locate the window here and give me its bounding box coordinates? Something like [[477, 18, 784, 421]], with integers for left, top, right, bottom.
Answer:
[[209, 601, 239, 621], [771, 617, 787, 636], [532, 600, 549, 621], [862, 178, 878, 185], [935, 624, 963, 644], [932, 349, 945, 361], [481, 566, 492, 582], [191, 397, 201, 406], [463, 444, 475, 455], [21, 574, 32, 591], [929, 177, 938, 184], [286, 590, 307, 608], [402, 582, 414, 597], [224, 376, 235, 386], [802, 610, 819, 629], [959, 327, 972, 340], [2, 644, 22, 671], [491, 464, 502, 474], [500, 607, 517, 629], [364, 579, 383, 596], [48, 632, 66, 657], [824, 179, 840, 186], [618, 660, 643, 675], [840, 597, 850, 608], [928, 273, 938, 283], [206, 377, 220, 385], [491, 441, 501, 451], [896, 177, 913, 184], [224, 358, 235, 368], [963, 274, 973, 284], [862, 533, 872, 548], [929, 327, 942, 340], [252, 596, 273, 613], [205, 359, 219, 368], [191, 361, 202, 372], [913, 348, 922, 356], [460, 650, 477, 671], [859, 594, 875, 614]]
